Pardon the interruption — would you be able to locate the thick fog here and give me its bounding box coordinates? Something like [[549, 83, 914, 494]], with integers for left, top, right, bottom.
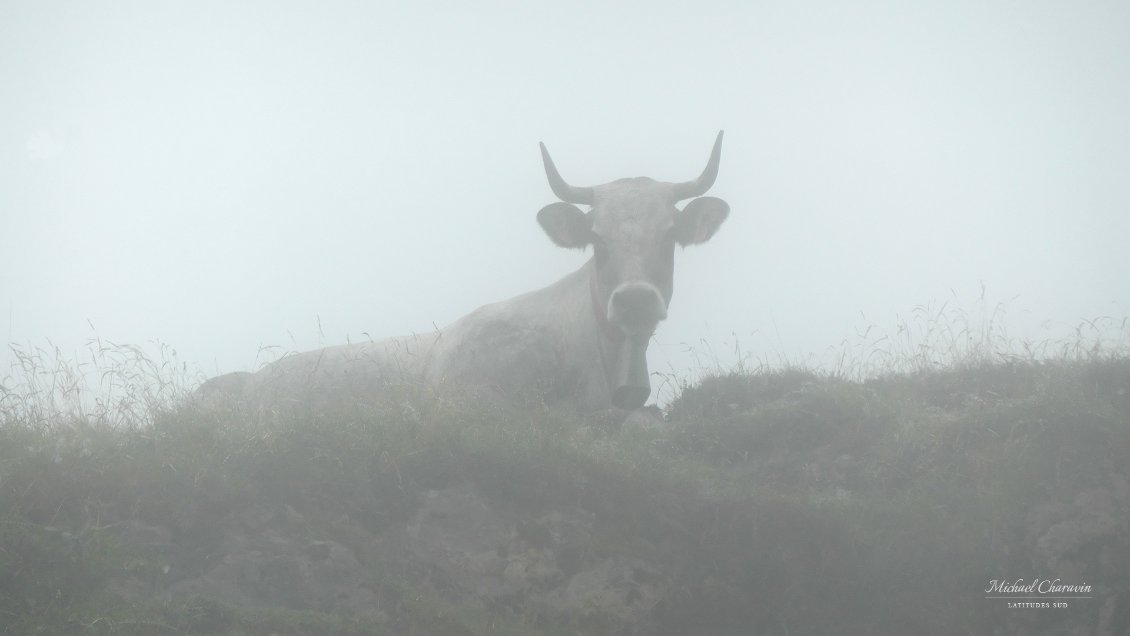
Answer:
[[3, 1, 1128, 403]]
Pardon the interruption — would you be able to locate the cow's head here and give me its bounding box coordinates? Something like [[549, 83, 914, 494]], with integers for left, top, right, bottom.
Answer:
[[537, 132, 728, 409]]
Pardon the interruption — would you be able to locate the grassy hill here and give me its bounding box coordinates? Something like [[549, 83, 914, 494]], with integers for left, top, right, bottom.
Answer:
[[1, 334, 1128, 635]]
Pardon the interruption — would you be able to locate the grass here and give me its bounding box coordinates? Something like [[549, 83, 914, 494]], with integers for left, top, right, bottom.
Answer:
[[2, 306, 1128, 635]]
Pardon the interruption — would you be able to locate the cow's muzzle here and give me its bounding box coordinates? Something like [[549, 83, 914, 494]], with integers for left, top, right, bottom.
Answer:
[[607, 282, 667, 334]]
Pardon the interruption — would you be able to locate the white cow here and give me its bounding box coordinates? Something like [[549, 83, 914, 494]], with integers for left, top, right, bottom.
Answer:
[[200, 133, 728, 411]]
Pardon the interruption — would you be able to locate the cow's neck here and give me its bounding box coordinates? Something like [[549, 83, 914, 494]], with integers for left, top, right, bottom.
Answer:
[[497, 258, 650, 409], [577, 259, 651, 409], [589, 274, 624, 344]]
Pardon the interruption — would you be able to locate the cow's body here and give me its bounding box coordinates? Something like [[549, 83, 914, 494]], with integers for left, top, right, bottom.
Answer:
[[200, 134, 729, 411]]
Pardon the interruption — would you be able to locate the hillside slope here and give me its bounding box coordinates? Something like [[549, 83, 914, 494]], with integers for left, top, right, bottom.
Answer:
[[2, 358, 1128, 635]]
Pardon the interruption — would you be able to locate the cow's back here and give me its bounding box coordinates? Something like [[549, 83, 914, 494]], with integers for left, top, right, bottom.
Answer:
[[196, 332, 439, 414]]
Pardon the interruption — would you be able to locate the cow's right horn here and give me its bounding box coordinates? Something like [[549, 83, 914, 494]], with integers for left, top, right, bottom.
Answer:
[[540, 142, 595, 205], [670, 130, 724, 201]]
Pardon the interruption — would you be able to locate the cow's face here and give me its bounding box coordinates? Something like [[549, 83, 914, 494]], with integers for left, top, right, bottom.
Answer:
[[536, 133, 728, 408], [537, 182, 728, 336]]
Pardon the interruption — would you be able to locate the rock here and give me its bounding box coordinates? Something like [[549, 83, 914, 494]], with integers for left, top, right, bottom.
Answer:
[[542, 556, 663, 626], [398, 483, 666, 630], [158, 504, 382, 619], [621, 405, 667, 433]]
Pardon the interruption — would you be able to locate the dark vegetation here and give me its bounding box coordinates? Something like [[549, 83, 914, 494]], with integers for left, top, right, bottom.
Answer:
[[2, 317, 1128, 635]]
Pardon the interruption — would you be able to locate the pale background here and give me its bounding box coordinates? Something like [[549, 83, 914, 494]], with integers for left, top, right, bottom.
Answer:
[[3, 1, 1128, 404]]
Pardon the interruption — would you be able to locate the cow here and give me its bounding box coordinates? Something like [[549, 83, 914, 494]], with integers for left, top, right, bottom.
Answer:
[[198, 132, 728, 412]]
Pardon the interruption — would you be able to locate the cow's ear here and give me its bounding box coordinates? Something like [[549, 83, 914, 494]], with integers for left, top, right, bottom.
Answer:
[[538, 202, 592, 248], [673, 196, 729, 246]]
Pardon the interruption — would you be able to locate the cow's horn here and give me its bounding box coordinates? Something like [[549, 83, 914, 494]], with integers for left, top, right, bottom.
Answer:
[[671, 130, 724, 201], [540, 142, 595, 205]]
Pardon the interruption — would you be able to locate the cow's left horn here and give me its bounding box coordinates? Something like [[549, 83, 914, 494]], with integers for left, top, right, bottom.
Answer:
[[540, 142, 595, 205], [671, 130, 724, 201]]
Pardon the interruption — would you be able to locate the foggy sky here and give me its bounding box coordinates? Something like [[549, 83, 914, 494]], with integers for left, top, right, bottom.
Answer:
[[3, 1, 1128, 404]]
